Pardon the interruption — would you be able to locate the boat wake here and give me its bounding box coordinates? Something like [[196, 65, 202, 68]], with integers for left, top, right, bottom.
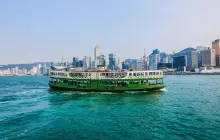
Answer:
[[160, 88, 167, 92]]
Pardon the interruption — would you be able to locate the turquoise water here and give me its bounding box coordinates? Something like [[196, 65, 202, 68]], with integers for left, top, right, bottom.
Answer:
[[0, 76, 220, 140]]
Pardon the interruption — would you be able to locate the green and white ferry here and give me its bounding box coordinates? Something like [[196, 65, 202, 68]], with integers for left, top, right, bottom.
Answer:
[[49, 66, 165, 92]]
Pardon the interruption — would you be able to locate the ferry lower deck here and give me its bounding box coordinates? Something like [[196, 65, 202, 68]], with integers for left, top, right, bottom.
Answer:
[[49, 78, 165, 92]]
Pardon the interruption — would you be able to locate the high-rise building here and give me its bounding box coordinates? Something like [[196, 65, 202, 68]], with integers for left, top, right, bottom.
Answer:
[[31, 66, 37, 75], [15, 67, 19, 75], [212, 39, 220, 67], [142, 50, 148, 70], [72, 57, 79, 67], [104, 57, 109, 69], [186, 51, 198, 71], [37, 64, 41, 75], [43, 64, 47, 74], [137, 60, 143, 70], [167, 54, 173, 64], [109, 53, 116, 70], [83, 56, 92, 70], [124, 59, 138, 70], [202, 48, 216, 67], [91, 61, 96, 69], [172, 47, 196, 71], [160, 52, 168, 63], [76, 60, 83, 67], [94, 45, 101, 60], [149, 49, 160, 70], [196, 46, 209, 68]]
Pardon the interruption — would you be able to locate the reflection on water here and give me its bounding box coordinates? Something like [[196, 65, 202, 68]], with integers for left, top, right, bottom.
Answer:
[[48, 89, 164, 107]]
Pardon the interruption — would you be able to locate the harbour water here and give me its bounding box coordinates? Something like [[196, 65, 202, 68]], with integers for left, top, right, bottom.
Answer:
[[0, 75, 220, 140]]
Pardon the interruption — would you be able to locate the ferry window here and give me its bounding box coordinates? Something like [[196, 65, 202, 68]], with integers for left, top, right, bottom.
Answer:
[[141, 72, 144, 76], [101, 73, 105, 76], [129, 73, 132, 76], [137, 73, 140, 76], [150, 72, 155, 75], [145, 72, 148, 76], [133, 73, 136, 76], [121, 73, 127, 77], [156, 72, 159, 75]]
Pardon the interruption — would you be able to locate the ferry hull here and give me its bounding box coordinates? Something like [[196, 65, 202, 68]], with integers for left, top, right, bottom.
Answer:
[[49, 83, 165, 92]]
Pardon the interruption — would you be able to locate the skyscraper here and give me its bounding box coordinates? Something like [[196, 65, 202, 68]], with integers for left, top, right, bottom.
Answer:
[[186, 51, 198, 70], [212, 39, 220, 67], [149, 49, 160, 70], [196, 46, 209, 68], [202, 48, 216, 67], [83, 56, 92, 70], [72, 57, 78, 67], [94, 44, 101, 60], [142, 49, 148, 70], [160, 52, 168, 63], [109, 53, 116, 70]]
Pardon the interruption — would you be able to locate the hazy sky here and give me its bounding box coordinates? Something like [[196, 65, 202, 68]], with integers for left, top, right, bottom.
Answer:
[[1, 0, 220, 64]]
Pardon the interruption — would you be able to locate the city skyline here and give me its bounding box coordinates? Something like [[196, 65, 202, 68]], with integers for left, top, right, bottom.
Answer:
[[1, 0, 220, 64]]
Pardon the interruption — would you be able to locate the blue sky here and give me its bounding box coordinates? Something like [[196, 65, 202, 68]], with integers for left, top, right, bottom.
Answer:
[[1, 0, 220, 64]]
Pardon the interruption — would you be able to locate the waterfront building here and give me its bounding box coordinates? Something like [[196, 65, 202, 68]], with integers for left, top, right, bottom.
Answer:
[[37, 64, 42, 75], [172, 55, 186, 71], [91, 61, 96, 69], [43, 64, 48, 74], [104, 57, 109, 69], [186, 51, 198, 71], [76, 60, 83, 67], [158, 53, 172, 69], [31, 66, 37, 75], [97, 55, 105, 66], [15, 67, 19, 75], [116, 58, 122, 70], [137, 60, 143, 70], [142, 55, 148, 70], [160, 52, 168, 63], [157, 63, 172, 70], [83, 56, 92, 70], [167, 54, 173, 64], [94, 45, 101, 60], [149, 49, 160, 70], [197, 46, 209, 68], [202, 48, 216, 67], [212, 39, 220, 67], [122, 61, 130, 70], [72, 57, 79, 67], [173, 47, 196, 71], [124, 59, 138, 70], [109, 53, 116, 70]]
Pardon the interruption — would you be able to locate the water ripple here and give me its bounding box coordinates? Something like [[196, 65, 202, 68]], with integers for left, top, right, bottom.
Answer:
[[0, 76, 220, 140]]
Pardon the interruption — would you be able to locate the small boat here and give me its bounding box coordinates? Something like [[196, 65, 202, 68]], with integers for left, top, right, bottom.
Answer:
[[49, 66, 165, 92]]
